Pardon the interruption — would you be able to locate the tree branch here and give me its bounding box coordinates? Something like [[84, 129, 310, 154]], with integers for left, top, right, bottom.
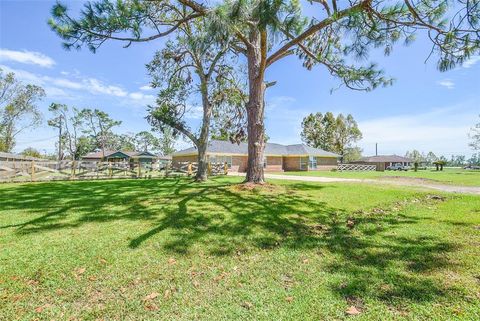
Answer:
[[266, 1, 369, 67]]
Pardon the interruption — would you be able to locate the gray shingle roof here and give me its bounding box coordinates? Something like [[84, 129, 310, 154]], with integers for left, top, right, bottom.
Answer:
[[360, 155, 413, 163], [83, 150, 156, 159], [173, 140, 340, 157]]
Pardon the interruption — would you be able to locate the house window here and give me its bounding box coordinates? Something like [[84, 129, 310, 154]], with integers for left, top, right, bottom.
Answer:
[[299, 157, 308, 170], [309, 156, 317, 169], [209, 155, 232, 168]]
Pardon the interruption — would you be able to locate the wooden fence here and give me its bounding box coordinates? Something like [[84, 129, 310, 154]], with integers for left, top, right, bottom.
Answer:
[[0, 160, 168, 183], [0, 159, 229, 183], [338, 163, 376, 171], [172, 162, 228, 176]]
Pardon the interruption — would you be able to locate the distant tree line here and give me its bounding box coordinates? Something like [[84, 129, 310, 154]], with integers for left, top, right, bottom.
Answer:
[[1, 69, 176, 159], [48, 103, 176, 160], [405, 150, 480, 167]]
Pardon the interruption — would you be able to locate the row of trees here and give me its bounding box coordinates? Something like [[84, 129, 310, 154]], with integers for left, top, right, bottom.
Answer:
[[48, 103, 176, 160], [300, 112, 362, 162], [0, 69, 175, 159], [49, 0, 480, 183], [405, 150, 480, 167]]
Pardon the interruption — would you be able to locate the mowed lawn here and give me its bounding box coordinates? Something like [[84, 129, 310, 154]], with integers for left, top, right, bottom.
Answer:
[[1, 177, 479, 320], [274, 168, 480, 186]]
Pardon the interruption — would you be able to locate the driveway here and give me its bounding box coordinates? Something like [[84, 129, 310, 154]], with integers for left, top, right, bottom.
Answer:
[[228, 172, 480, 195]]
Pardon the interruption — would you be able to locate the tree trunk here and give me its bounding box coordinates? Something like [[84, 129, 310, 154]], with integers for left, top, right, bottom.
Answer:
[[196, 141, 208, 181], [195, 77, 212, 182], [245, 30, 267, 184]]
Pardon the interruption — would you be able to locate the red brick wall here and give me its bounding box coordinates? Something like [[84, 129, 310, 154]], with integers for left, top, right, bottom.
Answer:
[[232, 155, 247, 172], [265, 156, 283, 172], [283, 157, 304, 171]]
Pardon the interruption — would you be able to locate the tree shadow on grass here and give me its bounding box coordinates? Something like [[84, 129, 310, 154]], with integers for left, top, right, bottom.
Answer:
[[0, 178, 465, 306]]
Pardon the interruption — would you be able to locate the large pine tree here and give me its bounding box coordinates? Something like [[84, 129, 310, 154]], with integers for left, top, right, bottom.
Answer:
[[50, 0, 480, 183]]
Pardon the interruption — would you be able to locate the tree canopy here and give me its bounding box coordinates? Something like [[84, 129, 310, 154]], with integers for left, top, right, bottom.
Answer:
[[301, 112, 362, 157], [470, 114, 480, 151], [0, 69, 45, 152], [49, 0, 480, 182]]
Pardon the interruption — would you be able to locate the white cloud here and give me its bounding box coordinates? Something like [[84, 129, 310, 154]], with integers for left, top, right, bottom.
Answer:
[[437, 79, 454, 89], [140, 85, 153, 91], [185, 105, 204, 119], [358, 103, 476, 157], [0, 65, 150, 105], [462, 55, 480, 68], [128, 92, 155, 105], [266, 95, 296, 111], [0, 49, 55, 68], [86, 78, 127, 97]]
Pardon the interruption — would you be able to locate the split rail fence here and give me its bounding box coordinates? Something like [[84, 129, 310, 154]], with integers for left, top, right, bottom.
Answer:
[[0, 160, 229, 183]]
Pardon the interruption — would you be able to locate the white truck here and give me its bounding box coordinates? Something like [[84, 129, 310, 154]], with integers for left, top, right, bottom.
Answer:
[[386, 163, 410, 171]]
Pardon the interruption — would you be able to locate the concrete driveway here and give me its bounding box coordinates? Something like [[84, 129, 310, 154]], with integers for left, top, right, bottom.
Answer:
[[228, 172, 480, 195]]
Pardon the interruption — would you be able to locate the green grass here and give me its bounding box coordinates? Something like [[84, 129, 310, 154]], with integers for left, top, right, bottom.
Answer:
[[274, 168, 480, 186], [1, 177, 479, 320]]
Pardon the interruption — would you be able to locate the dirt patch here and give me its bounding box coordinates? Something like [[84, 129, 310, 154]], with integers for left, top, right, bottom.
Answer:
[[229, 182, 286, 194]]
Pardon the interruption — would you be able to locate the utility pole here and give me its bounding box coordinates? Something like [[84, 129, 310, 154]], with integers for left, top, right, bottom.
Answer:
[[375, 143, 378, 156], [58, 116, 62, 161]]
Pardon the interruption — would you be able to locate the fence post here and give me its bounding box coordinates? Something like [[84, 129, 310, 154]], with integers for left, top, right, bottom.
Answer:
[[187, 162, 192, 176], [31, 160, 35, 182], [109, 162, 113, 178], [208, 162, 212, 176], [137, 161, 141, 178], [165, 162, 170, 177], [71, 160, 76, 179], [224, 162, 228, 175]]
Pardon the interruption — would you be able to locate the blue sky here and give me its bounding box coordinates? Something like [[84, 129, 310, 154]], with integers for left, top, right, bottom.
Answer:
[[1, 0, 479, 157]]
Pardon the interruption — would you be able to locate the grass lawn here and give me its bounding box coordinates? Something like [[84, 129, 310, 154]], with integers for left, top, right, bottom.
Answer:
[[1, 177, 479, 320], [273, 168, 480, 186]]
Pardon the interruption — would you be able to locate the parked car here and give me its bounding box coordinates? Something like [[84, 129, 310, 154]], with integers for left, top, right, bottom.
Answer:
[[386, 164, 410, 171], [463, 165, 480, 170]]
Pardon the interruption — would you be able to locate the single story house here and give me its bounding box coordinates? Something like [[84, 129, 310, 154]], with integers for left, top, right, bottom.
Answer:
[[82, 150, 157, 164], [351, 155, 413, 171], [172, 140, 340, 172]]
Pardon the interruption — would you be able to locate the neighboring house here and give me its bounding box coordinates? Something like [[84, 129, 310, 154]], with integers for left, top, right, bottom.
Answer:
[[352, 155, 413, 171], [172, 140, 340, 172], [82, 150, 157, 164], [0, 152, 45, 162]]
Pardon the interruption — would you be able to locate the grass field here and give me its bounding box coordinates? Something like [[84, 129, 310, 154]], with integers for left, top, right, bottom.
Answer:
[[1, 177, 479, 320], [273, 168, 480, 186]]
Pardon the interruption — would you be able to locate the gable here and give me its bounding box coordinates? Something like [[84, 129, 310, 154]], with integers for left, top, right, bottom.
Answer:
[[106, 151, 130, 159]]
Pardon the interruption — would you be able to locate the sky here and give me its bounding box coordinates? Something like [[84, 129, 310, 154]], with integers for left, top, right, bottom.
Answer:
[[0, 0, 479, 158]]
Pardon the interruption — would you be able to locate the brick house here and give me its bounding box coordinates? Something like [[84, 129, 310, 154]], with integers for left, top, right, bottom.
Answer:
[[172, 140, 340, 172], [351, 155, 413, 171]]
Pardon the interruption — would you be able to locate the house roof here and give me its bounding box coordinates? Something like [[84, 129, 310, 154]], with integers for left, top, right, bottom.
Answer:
[[359, 155, 413, 163], [173, 140, 340, 157], [82, 150, 156, 159]]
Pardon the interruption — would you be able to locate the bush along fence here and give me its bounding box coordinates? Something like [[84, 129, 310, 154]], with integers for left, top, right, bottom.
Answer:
[[0, 160, 229, 183]]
